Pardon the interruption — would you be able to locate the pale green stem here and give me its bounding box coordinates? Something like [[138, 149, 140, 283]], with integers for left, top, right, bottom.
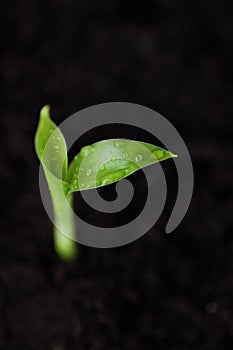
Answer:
[[53, 192, 77, 260]]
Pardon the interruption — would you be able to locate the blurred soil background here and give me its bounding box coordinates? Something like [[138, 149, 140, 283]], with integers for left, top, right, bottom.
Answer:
[[0, 0, 233, 349]]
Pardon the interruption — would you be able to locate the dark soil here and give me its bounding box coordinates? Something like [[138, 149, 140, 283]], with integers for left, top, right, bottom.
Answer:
[[1, 1, 233, 349]]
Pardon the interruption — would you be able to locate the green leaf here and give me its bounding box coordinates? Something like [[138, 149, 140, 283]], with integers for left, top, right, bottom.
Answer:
[[35, 106, 176, 260], [35, 106, 77, 260], [67, 139, 177, 193], [35, 105, 68, 182]]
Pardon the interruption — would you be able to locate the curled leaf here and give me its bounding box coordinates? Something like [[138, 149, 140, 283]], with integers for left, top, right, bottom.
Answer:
[[35, 105, 68, 181], [35, 106, 77, 260], [67, 139, 177, 193]]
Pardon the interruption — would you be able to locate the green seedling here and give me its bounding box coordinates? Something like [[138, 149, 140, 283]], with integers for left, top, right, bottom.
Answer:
[[35, 105, 177, 260]]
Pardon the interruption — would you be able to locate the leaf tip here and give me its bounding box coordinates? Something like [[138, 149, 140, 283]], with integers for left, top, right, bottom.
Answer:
[[171, 153, 178, 158], [40, 104, 51, 119]]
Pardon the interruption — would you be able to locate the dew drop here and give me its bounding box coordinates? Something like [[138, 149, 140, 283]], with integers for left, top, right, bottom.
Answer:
[[99, 164, 105, 171], [86, 168, 92, 176], [99, 169, 126, 186], [111, 157, 117, 162], [135, 154, 143, 162], [122, 152, 128, 158], [114, 141, 122, 148], [80, 146, 92, 158], [155, 150, 163, 159], [54, 145, 59, 150], [101, 178, 112, 186]]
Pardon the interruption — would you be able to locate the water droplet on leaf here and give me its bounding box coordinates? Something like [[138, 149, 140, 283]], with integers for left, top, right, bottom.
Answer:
[[99, 164, 105, 171], [155, 150, 163, 159], [101, 178, 112, 186], [135, 154, 143, 162], [80, 146, 92, 158], [86, 168, 92, 176], [114, 141, 122, 148]]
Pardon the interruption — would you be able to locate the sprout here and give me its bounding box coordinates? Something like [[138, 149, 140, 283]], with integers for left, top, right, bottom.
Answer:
[[35, 106, 177, 260]]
